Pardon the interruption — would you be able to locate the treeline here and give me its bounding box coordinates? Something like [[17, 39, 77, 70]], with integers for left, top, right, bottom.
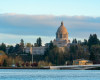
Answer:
[[44, 34, 100, 65], [0, 34, 100, 65], [0, 37, 42, 54]]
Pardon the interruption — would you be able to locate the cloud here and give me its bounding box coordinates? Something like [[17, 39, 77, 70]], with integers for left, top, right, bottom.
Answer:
[[0, 13, 100, 40]]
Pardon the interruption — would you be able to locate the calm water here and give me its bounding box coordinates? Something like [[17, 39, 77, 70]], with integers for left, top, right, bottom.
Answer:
[[0, 69, 100, 80]]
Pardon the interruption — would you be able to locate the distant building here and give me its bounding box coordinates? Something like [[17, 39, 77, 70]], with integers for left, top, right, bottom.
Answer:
[[6, 47, 10, 53], [73, 59, 93, 65], [25, 46, 45, 55], [53, 22, 70, 47], [6, 22, 75, 55]]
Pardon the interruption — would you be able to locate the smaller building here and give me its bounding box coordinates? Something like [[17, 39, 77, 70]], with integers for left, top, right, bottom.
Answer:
[[25, 46, 45, 55], [73, 59, 93, 65]]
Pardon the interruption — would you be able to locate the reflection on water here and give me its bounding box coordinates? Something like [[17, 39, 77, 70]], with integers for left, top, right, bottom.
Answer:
[[0, 69, 100, 80]]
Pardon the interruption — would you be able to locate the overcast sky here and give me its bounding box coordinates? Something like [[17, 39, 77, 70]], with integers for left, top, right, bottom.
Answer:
[[0, 0, 100, 46]]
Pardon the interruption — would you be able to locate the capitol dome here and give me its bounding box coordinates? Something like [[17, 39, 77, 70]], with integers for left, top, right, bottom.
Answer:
[[56, 22, 68, 41], [57, 22, 68, 34]]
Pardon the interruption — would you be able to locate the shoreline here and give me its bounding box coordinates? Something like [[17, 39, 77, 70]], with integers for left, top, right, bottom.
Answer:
[[0, 67, 50, 69]]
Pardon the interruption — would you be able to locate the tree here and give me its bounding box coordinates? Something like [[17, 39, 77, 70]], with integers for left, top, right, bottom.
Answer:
[[20, 39, 24, 53], [7, 56, 13, 66], [14, 44, 20, 53], [36, 37, 42, 47], [8, 46, 14, 54], [88, 34, 99, 46], [16, 63, 19, 67], [0, 43, 6, 52], [84, 39, 88, 45], [34, 43, 38, 47], [78, 40, 81, 44], [38, 37, 42, 47], [26, 43, 32, 47], [90, 51, 95, 61], [21, 63, 25, 67], [49, 41, 54, 50], [3, 59, 7, 67], [15, 56, 23, 64], [31, 63, 38, 67], [31, 45, 34, 47], [26, 62, 30, 67], [72, 38, 77, 43]]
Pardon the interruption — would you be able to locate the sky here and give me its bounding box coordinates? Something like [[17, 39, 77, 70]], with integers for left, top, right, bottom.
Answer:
[[0, 0, 100, 46]]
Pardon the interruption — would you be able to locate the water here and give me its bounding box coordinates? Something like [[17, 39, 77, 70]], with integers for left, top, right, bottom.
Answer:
[[0, 69, 100, 80]]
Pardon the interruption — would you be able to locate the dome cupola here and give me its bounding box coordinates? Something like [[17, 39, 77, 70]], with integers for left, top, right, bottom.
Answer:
[[56, 22, 68, 41], [56, 22, 68, 34]]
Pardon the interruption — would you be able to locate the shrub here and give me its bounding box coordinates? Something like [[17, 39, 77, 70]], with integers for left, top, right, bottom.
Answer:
[[16, 63, 19, 67], [31, 63, 38, 67], [26, 62, 30, 67], [93, 60, 97, 64], [21, 63, 25, 67], [3, 59, 7, 67]]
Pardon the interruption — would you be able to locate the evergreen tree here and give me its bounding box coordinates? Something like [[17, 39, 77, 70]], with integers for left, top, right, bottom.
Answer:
[[78, 40, 81, 44], [38, 37, 42, 47], [93, 34, 99, 45], [72, 39, 74, 43], [72, 38, 77, 43], [14, 44, 20, 53], [20, 39, 24, 53], [84, 39, 88, 45], [0, 43, 6, 52], [90, 51, 95, 61], [20, 39, 24, 48], [36, 37, 42, 47], [49, 41, 54, 50], [75, 38, 77, 43], [8, 46, 14, 53], [88, 34, 99, 46], [3, 59, 7, 67], [36, 38, 39, 46]]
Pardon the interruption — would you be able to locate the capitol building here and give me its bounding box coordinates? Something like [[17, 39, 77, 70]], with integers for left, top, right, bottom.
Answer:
[[53, 22, 70, 47], [25, 22, 71, 55]]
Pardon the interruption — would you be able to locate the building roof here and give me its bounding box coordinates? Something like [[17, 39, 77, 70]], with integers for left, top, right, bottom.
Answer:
[[56, 22, 68, 34]]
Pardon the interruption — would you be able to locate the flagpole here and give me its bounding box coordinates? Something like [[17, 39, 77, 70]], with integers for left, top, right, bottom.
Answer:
[[32, 47, 33, 64]]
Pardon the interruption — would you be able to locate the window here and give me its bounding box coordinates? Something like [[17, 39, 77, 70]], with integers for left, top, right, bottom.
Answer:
[[60, 34, 62, 38], [80, 62, 82, 64], [63, 34, 66, 38]]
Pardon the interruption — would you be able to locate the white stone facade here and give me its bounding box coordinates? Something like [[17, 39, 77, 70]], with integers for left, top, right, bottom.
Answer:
[[53, 22, 70, 47], [25, 46, 45, 55]]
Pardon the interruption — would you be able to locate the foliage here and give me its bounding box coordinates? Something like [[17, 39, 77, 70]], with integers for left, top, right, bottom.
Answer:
[[88, 34, 99, 47], [89, 51, 95, 61], [8, 46, 14, 53], [7, 56, 24, 67], [0, 43, 6, 52], [19, 39, 24, 53], [31, 63, 38, 67], [7, 56, 13, 66], [44, 41, 65, 65], [26, 43, 32, 47], [26, 62, 30, 67], [38, 61, 52, 66], [36, 37, 42, 47], [72, 38, 77, 43], [21, 63, 25, 67], [3, 59, 7, 67], [16, 63, 19, 67], [0, 50, 8, 63], [14, 56, 24, 64]]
